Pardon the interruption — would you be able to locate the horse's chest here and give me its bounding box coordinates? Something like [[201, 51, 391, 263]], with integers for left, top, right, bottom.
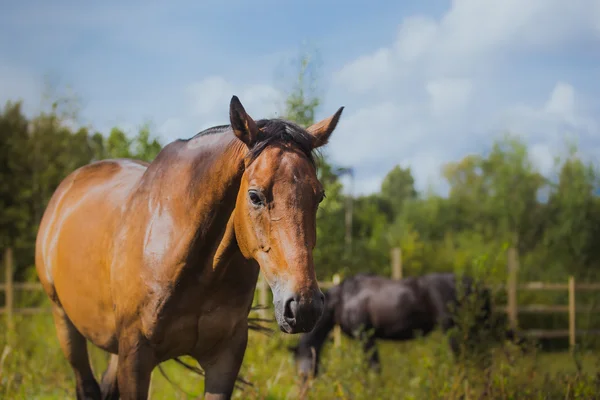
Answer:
[[195, 309, 244, 349], [146, 306, 247, 360]]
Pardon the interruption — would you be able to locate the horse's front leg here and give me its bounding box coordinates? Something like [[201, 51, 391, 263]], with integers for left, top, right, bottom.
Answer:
[[196, 325, 248, 400], [116, 330, 157, 400]]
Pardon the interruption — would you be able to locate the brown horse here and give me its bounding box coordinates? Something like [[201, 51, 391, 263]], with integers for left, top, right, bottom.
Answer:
[[35, 95, 344, 400]]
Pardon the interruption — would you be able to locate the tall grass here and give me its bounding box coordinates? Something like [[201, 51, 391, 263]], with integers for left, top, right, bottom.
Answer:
[[1, 255, 598, 399], [1, 310, 599, 399]]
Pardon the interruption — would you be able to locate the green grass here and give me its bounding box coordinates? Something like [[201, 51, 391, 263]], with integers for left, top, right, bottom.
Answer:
[[1, 314, 599, 399]]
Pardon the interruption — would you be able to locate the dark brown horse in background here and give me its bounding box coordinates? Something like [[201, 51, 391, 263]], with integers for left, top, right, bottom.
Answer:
[[289, 272, 520, 380], [35, 95, 344, 399]]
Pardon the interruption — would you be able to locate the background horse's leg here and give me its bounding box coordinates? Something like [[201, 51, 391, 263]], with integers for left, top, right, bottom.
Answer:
[[361, 333, 381, 373], [448, 334, 461, 358], [52, 306, 102, 400], [441, 316, 461, 357], [197, 325, 248, 400], [116, 332, 156, 400], [100, 354, 119, 399]]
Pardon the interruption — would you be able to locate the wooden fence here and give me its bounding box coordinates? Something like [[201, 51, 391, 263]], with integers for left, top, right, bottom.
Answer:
[[3, 247, 600, 348]]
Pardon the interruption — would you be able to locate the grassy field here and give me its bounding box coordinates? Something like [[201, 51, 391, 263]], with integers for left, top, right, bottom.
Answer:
[[1, 313, 599, 399]]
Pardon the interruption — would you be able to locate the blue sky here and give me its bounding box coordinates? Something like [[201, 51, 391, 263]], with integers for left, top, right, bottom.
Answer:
[[1, 0, 599, 195]]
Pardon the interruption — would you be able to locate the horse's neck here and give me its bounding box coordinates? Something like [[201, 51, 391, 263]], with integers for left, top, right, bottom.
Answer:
[[180, 133, 246, 212], [140, 133, 247, 281], [184, 135, 247, 268]]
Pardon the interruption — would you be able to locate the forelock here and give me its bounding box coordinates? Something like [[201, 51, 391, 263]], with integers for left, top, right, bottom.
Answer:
[[246, 119, 317, 167]]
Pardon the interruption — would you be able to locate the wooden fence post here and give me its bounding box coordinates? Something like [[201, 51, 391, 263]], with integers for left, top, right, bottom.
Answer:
[[4, 248, 14, 335], [258, 272, 268, 319], [391, 247, 402, 280], [332, 274, 341, 348], [568, 276, 576, 350], [507, 247, 518, 331]]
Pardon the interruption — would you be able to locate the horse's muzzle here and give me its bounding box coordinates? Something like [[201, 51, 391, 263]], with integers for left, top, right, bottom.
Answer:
[[275, 289, 324, 334]]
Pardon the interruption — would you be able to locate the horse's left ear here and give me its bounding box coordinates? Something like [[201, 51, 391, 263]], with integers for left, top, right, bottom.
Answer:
[[230, 95, 260, 147], [307, 106, 344, 149]]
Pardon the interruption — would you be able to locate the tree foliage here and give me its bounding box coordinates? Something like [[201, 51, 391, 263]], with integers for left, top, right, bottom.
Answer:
[[2, 56, 600, 339], [0, 100, 163, 278]]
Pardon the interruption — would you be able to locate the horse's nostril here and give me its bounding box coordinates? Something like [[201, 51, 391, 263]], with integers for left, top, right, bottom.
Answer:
[[284, 298, 296, 321], [319, 293, 325, 304]]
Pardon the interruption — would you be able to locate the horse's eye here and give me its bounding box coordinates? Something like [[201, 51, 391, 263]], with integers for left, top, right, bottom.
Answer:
[[248, 190, 264, 206], [319, 191, 326, 204]]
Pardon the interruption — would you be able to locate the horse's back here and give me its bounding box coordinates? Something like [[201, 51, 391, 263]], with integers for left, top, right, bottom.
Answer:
[[339, 275, 416, 335], [35, 159, 148, 351], [420, 272, 457, 301]]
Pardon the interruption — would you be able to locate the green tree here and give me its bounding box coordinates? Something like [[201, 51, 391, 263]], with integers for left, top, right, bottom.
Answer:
[[543, 144, 600, 279], [0, 101, 31, 257], [105, 127, 132, 159], [100, 124, 163, 162], [133, 123, 162, 162], [381, 165, 417, 215], [480, 136, 547, 252], [0, 100, 99, 278]]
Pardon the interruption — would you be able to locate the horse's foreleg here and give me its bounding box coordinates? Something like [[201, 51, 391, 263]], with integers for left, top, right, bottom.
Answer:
[[100, 354, 119, 399], [116, 332, 156, 400], [52, 306, 102, 400], [197, 326, 248, 400]]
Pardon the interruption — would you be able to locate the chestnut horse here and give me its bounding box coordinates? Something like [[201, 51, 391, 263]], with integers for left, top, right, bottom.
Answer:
[[35, 96, 344, 399]]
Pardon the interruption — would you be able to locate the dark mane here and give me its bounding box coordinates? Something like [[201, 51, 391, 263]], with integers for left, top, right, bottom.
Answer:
[[250, 119, 316, 166], [185, 119, 317, 167]]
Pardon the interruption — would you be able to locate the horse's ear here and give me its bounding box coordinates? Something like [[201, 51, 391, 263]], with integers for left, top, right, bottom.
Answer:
[[230, 95, 259, 147], [306, 106, 344, 149]]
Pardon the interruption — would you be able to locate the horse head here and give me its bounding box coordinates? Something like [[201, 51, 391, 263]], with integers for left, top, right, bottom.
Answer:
[[230, 96, 344, 334]]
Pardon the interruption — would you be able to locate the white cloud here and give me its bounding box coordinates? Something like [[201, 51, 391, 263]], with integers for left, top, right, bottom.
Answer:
[[5, 1, 597, 199], [394, 16, 438, 63], [432, 0, 600, 71], [401, 152, 448, 194], [426, 78, 472, 117], [157, 118, 187, 142], [327, 79, 598, 196], [324, 0, 600, 195], [333, 0, 600, 93], [328, 101, 425, 168], [529, 143, 557, 176], [187, 76, 282, 124], [501, 82, 597, 139], [334, 49, 395, 94], [435, 1, 571, 56], [156, 76, 283, 143], [544, 82, 576, 121]]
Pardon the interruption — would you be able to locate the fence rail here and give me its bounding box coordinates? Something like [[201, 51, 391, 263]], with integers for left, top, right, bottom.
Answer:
[[3, 247, 600, 348]]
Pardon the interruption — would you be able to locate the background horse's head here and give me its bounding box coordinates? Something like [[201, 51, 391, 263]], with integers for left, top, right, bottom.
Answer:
[[288, 286, 338, 379], [229, 96, 343, 334], [289, 342, 320, 381]]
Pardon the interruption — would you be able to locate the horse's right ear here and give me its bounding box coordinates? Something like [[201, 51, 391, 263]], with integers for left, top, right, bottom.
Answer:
[[306, 106, 344, 149], [230, 95, 259, 147]]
